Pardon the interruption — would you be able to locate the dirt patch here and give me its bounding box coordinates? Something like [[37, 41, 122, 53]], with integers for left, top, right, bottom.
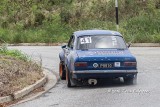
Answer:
[[0, 55, 44, 97]]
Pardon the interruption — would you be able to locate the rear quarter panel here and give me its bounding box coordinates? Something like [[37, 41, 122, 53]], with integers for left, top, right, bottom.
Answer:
[[65, 51, 79, 72]]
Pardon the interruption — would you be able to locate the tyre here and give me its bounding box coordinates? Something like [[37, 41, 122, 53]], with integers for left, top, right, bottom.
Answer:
[[59, 62, 66, 80], [66, 68, 72, 87], [124, 74, 137, 85]]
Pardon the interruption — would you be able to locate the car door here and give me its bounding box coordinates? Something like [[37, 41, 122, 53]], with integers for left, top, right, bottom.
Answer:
[[65, 35, 75, 66]]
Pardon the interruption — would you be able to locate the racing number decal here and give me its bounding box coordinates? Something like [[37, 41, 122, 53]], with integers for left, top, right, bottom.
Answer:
[[80, 37, 92, 44]]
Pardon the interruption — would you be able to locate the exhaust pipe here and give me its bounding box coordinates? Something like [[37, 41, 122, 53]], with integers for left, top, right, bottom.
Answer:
[[88, 79, 97, 85]]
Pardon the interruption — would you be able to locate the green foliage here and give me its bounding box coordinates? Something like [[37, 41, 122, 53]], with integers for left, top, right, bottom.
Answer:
[[121, 11, 160, 43], [154, 34, 160, 43], [0, 0, 159, 43], [0, 45, 30, 61]]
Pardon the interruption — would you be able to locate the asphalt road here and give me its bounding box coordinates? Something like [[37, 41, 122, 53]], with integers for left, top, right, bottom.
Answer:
[[9, 46, 160, 107]]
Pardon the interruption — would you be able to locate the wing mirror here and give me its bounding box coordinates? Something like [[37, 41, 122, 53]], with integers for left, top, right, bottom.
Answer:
[[61, 45, 67, 49], [127, 42, 132, 48]]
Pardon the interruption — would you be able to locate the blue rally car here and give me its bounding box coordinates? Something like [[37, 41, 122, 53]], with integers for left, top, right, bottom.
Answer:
[[59, 30, 138, 87]]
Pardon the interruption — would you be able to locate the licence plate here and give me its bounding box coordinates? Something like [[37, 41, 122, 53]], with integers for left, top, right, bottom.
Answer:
[[100, 63, 113, 68]]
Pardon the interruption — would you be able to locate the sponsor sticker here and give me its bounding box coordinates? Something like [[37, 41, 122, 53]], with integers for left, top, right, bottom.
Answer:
[[111, 36, 117, 46]]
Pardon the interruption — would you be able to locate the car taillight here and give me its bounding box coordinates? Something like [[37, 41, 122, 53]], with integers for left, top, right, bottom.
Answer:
[[124, 62, 137, 67], [75, 62, 87, 67]]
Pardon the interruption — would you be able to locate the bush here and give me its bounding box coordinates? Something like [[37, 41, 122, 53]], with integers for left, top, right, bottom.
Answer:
[[154, 34, 160, 43], [0, 0, 159, 43], [121, 11, 160, 43]]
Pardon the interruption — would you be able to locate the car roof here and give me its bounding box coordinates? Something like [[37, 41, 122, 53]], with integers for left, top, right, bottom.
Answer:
[[73, 30, 122, 37]]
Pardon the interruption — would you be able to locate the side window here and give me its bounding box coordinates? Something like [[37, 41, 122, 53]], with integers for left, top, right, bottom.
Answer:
[[70, 37, 75, 49], [68, 35, 75, 49], [68, 36, 72, 47]]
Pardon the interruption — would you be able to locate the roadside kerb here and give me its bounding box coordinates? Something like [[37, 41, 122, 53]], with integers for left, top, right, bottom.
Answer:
[[9, 68, 58, 107], [0, 69, 47, 104], [131, 43, 160, 47], [13, 73, 47, 100], [0, 96, 13, 104]]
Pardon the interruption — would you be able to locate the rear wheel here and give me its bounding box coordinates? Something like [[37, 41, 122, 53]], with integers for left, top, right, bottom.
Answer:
[[59, 62, 66, 80], [124, 74, 137, 85], [66, 68, 72, 87]]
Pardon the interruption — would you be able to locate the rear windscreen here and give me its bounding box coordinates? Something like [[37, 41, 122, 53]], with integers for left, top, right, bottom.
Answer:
[[77, 35, 127, 50]]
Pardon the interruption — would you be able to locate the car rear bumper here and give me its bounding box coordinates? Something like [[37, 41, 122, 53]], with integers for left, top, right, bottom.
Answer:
[[71, 70, 138, 79], [72, 70, 137, 74]]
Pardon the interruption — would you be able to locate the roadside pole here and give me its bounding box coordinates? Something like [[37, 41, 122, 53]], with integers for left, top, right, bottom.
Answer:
[[115, 0, 119, 31]]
